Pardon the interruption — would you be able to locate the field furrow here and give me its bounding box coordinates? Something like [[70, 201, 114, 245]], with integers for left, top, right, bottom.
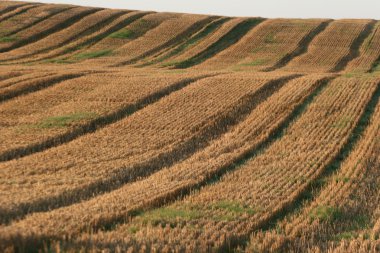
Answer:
[[344, 21, 380, 73], [196, 19, 329, 71], [247, 91, 380, 252], [0, 71, 55, 89], [0, 72, 84, 103], [0, 7, 100, 53], [174, 18, 264, 69], [283, 19, 374, 73], [71, 76, 380, 252], [0, 72, 210, 162], [158, 18, 244, 68], [137, 17, 231, 67], [0, 9, 126, 63], [0, 74, 332, 247], [1, 6, 73, 37], [0, 2, 32, 17], [20, 11, 148, 64], [0, 72, 289, 223], [109, 14, 217, 67], [0, 4, 71, 39], [0, 3, 39, 23]]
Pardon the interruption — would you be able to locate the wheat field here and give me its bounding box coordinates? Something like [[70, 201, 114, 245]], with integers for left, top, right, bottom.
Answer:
[[0, 1, 379, 252]]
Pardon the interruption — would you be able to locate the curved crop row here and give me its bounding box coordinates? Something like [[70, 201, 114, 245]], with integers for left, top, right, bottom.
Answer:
[[109, 14, 217, 67], [72, 76, 380, 252], [20, 11, 147, 64], [0, 6, 100, 53], [283, 19, 374, 73], [0, 9, 126, 63], [0, 4, 71, 38], [0, 74, 331, 248], [0, 72, 209, 161], [138, 17, 231, 66], [0, 72, 287, 223], [247, 92, 380, 252], [345, 21, 380, 73], [198, 19, 328, 71]]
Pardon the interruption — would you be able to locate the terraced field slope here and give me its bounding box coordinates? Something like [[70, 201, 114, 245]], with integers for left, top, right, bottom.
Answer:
[[0, 2, 379, 253]]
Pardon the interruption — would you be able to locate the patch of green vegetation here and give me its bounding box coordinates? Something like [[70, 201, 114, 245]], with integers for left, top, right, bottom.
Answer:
[[331, 116, 352, 129], [109, 28, 135, 39], [309, 205, 343, 222], [138, 206, 202, 227], [0, 36, 17, 43], [264, 33, 276, 43], [34, 112, 98, 129], [128, 226, 139, 234], [43, 58, 76, 64], [332, 231, 357, 241], [210, 201, 256, 221], [73, 49, 113, 61], [240, 59, 269, 67]]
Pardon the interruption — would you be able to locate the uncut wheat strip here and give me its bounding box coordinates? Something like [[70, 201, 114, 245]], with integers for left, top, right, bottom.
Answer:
[[157, 18, 244, 68], [0, 72, 283, 222], [0, 73, 307, 242], [0, 9, 125, 63], [81, 12, 171, 53], [196, 19, 326, 70], [104, 13, 214, 66], [0, 4, 72, 37], [246, 100, 380, 252], [344, 21, 380, 73], [283, 20, 374, 73], [0, 6, 100, 53], [0, 72, 208, 161], [0, 3, 39, 23], [79, 77, 380, 252], [18, 11, 146, 64]]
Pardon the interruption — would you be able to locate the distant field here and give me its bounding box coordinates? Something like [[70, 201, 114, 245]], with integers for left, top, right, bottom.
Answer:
[[0, 1, 379, 252]]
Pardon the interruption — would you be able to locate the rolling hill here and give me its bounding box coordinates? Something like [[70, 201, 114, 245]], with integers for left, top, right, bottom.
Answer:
[[0, 1, 379, 252]]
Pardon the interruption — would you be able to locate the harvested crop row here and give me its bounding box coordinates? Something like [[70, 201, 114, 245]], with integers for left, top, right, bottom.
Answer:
[[0, 71, 26, 82], [0, 6, 99, 53], [0, 71, 56, 89], [283, 19, 374, 73], [0, 3, 38, 23], [0, 72, 286, 223], [174, 18, 264, 69], [158, 18, 244, 68], [0, 72, 83, 103], [137, 17, 231, 66], [102, 14, 215, 66], [345, 21, 380, 73], [0, 2, 31, 16], [0, 4, 70, 38], [20, 11, 146, 64], [198, 19, 327, 71], [0, 74, 333, 247], [76, 76, 380, 252], [0, 9, 125, 63], [331, 238, 380, 253], [83, 12, 170, 52], [247, 95, 380, 252], [0, 71, 208, 161]]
